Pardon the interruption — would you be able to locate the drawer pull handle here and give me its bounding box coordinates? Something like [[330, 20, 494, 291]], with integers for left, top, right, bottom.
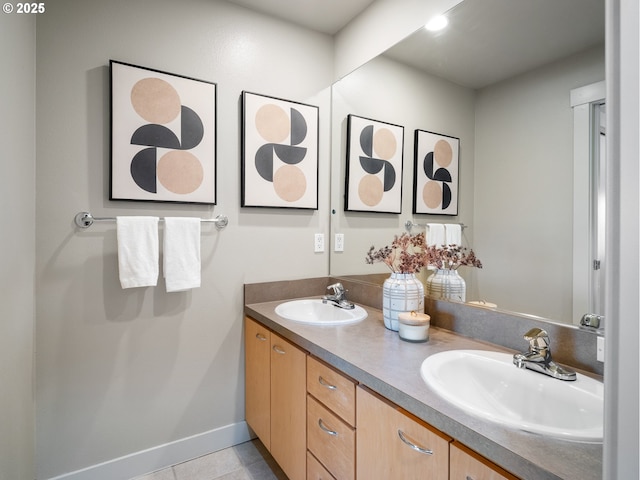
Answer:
[[318, 376, 337, 390], [397, 430, 433, 455], [318, 419, 338, 436], [272, 345, 286, 355], [255, 333, 267, 341], [466, 477, 475, 480]]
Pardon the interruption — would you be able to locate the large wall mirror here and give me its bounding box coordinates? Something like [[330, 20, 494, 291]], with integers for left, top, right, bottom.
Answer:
[[329, 0, 604, 325]]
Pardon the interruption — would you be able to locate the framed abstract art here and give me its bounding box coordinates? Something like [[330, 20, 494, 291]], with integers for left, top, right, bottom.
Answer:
[[413, 129, 459, 215], [241, 91, 319, 209], [345, 114, 404, 213], [110, 60, 217, 204]]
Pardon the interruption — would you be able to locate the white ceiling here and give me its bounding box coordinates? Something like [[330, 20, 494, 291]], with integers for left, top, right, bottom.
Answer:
[[224, 0, 376, 34]]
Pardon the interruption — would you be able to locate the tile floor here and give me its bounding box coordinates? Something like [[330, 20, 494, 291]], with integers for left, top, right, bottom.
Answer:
[[133, 439, 288, 480]]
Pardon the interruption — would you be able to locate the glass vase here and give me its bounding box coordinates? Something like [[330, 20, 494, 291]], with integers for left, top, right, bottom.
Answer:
[[382, 273, 425, 331]]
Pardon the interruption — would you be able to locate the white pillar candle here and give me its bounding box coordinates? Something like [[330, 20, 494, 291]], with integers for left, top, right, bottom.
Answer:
[[397, 311, 430, 342]]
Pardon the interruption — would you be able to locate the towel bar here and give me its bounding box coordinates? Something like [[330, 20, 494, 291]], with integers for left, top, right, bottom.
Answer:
[[405, 220, 466, 232], [74, 211, 229, 230]]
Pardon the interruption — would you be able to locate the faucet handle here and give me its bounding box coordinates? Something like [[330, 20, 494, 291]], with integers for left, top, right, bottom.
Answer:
[[327, 283, 345, 295], [523, 328, 550, 352]]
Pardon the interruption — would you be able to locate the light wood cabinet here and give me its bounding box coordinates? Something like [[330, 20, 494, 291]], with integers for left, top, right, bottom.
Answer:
[[450, 442, 520, 480], [245, 317, 307, 480], [306, 356, 357, 479], [244, 317, 271, 449], [356, 386, 451, 480], [246, 316, 520, 480]]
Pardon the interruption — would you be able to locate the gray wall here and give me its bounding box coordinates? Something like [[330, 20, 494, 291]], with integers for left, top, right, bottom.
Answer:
[[0, 12, 36, 480], [330, 55, 476, 287], [35, 1, 332, 478], [474, 46, 605, 322]]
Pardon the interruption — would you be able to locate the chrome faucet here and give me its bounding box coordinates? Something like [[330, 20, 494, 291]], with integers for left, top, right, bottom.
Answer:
[[322, 283, 355, 309], [580, 313, 604, 332], [513, 328, 576, 381]]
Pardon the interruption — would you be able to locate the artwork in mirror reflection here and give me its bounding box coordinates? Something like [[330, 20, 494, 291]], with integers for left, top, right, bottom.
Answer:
[[345, 115, 404, 213], [329, 0, 605, 325], [413, 130, 459, 215]]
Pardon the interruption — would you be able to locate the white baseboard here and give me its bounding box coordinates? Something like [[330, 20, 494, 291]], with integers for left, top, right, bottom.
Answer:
[[48, 421, 254, 480]]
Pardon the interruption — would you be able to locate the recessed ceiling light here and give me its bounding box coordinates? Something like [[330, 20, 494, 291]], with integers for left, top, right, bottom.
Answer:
[[425, 15, 448, 32]]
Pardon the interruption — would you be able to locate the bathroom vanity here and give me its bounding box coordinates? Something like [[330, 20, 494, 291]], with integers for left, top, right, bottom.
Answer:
[[244, 278, 603, 480]]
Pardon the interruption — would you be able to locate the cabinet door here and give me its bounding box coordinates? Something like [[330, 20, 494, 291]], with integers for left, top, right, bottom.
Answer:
[[244, 317, 271, 450], [356, 386, 450, 480], [450, 442, 520, 480], [271, 333, 307, 480]]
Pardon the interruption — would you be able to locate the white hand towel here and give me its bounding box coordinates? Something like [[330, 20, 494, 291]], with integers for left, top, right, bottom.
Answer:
[[163, 217, 201, 293], [116, 216, 159, 289], [445, 223, 462, 246], [426, 223, 445, 247]]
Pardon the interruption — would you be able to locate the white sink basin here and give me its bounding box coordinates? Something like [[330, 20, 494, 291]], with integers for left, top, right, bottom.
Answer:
[[275, 299, 367, 325], [420, 349, 604, 442]]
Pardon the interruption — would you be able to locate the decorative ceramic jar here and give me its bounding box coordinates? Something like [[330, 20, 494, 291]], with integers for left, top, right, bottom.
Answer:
[[382, 273, 425, 331], [425, 269, 466, 302]]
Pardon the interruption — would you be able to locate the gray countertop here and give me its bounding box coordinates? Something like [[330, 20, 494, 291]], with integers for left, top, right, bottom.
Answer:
[[245, 298, 602, 480]]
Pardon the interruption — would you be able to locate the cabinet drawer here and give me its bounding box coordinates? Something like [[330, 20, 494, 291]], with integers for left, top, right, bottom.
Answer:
[[307, 451, 336, 480], [450, 442, 520, 480], [307, 356, 356, 426], [307, 395, 355, 480], [356, 386, 450, 480]]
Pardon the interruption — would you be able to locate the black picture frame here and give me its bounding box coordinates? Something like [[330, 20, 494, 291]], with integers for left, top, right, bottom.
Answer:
[[413, 129, 460, 215], [344, 114, 404, 213], [110, 60, 217, 204], [241, 91, 319, 210]]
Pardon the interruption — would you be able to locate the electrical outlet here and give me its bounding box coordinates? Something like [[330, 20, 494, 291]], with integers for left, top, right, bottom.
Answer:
[[335, 233, 345, 252], [597, 336, 605, 362], [314, 233, 325, 252]]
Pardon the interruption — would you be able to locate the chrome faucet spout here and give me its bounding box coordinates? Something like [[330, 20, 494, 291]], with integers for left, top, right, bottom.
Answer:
[[322, 282, 355, 309], [513, 328, 576, 381]]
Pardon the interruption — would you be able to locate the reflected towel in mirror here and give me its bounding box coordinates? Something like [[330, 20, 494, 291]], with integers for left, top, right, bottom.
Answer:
[[426, 223, 445, 246], [445, 223, 462, 246]]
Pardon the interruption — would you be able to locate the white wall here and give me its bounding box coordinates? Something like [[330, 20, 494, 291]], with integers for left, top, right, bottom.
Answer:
[[0, 11, 36, 480], [35, 1, 332, 478], [474, 46, 604, 322]]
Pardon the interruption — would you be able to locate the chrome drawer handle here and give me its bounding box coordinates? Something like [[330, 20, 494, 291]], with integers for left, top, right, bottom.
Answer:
[[272, 345, 286, 355], [318, 376, 337, 390], [397, 430, 433, 455], [466, 476, 475, 480], [255, 333, 267, 341], [318, 419, 338, 436]]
